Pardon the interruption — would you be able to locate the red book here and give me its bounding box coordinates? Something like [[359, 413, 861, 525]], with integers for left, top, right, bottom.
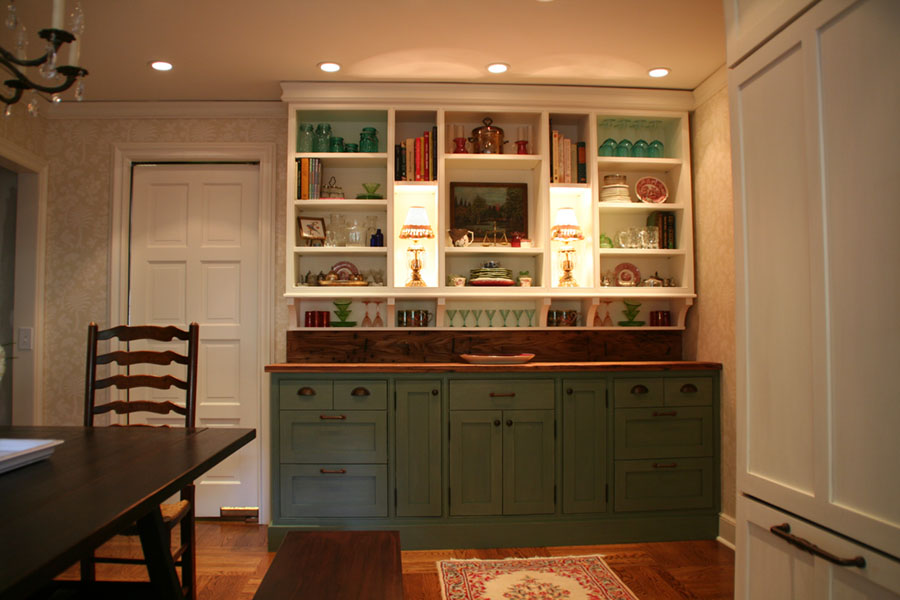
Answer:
[[414, 137, 423, 181], [423, 131, 430, 181]]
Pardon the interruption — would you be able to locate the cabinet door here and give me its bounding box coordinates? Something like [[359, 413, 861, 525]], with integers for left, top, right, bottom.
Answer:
[[730, 0, 900, 559], [449, 410, 502, 516], [395, 380, 442, 517], [503, 410, 555, 515], [723, 0, 818, 66], [737, 495, 900, 599], [562, 380, 607, 514]]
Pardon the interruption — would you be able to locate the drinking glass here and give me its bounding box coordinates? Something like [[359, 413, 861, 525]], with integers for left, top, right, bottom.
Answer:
[[499, 309, 510, 327], [513, 309, 524, 327], [598, 138, 617, 156], [361, 300, 373, 327], [373, 300, 384, 327], [641, 226, 659, 249], [459, 309, 470, 328], [485, 309, 496, 327], [525, 309, 535, 327], [445, 309, 457, 327], [614, 119, 632, 157], [631, 119, 648, 157], [648, 120, 665, 158], [472, 309, 483, 327]]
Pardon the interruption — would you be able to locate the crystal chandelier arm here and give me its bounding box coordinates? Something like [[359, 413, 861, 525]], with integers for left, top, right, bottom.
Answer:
[[1, 65, 87, 105], [0, 44, 53, 68]]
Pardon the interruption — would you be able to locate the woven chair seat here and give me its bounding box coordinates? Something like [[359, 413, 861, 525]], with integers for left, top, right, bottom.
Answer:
[[120, 500, 191, 535]]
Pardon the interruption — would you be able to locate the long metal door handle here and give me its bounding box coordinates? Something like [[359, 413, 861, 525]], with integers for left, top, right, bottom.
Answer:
[[489, 392, 516, 398], [319, 468, 346, 474], [769, 524, 866, 568], [652, 411, 678, 417], [319, 414, 347, 420], [652, 462, 677, 469]]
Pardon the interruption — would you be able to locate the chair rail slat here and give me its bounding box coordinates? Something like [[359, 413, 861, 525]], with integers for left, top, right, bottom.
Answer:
[[96, 324, 192, 343], [92, 399, 188, 416], [97, 350, 190, 367], [94, 374, 189, 391]]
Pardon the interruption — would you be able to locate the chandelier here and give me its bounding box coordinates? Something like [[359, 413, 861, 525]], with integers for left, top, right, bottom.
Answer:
[[0, 0, 87, 115]]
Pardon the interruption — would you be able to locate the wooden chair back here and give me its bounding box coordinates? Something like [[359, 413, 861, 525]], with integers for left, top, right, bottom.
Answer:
[[84, 322, 199, 427]]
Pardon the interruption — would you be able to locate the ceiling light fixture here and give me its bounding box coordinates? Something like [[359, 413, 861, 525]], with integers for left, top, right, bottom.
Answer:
[[150, 61, 173, 72], [648, 67, 670, 78], [318, 62, 341, 73], [0, 0, 88, 115], [487, 63, 509, 74]]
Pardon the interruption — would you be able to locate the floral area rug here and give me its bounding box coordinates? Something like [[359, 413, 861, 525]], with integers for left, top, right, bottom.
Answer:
[[438, 555, 639, 600]]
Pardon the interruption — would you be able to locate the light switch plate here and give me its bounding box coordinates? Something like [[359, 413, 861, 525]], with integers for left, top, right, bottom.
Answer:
[[17, 327, 33, 351]]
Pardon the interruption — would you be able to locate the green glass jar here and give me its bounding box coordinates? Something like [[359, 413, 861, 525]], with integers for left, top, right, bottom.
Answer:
[[297, 123, 314, 152], [359, 127, 378, 153]]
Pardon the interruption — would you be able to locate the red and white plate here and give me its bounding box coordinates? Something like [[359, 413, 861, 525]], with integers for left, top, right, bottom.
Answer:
[[634, 176, 668, 203], [460, 353, 535, 365], [330, 261, 359, 280], [614, 262, 642, 286]]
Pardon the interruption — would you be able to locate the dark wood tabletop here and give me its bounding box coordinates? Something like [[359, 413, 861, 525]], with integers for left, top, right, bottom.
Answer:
[[0, 425, 255, 600]]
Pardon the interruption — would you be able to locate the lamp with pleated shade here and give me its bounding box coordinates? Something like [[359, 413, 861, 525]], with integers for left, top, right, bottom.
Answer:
[[398, 206, 434, 287]]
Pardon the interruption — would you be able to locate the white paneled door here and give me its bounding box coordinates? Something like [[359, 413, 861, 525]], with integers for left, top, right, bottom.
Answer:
[[130, 164, 260, 517]]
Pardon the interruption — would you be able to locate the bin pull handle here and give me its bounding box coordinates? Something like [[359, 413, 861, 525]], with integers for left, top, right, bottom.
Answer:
[[769, 523, 866, 568]]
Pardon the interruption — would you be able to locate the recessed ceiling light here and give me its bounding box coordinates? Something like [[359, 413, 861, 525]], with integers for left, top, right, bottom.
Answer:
[[487, 63, 509, 74], [648, 67, 670, 78], [150, 61, 173, 72], [318, 62, 341, 73]]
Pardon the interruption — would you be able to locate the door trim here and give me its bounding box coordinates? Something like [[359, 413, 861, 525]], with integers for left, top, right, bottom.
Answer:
[[111, 142, 276, 523], [0, 137, 48, 426]]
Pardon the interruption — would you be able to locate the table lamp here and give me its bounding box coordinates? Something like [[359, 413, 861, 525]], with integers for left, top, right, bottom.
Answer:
[[398, 206, 434, 287], [550, 207, 583, 287]]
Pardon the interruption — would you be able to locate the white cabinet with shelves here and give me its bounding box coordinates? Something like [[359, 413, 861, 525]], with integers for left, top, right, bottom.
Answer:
[[282, 84, 696, 331]]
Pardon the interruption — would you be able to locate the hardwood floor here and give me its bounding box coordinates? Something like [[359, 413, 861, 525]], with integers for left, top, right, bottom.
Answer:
[[63, 521, 735, 599]]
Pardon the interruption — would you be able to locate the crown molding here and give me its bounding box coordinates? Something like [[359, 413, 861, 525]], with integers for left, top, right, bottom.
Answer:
[[44, 101, 286, 119], [280, 81, 695, 112], [692, 66, 728, 109]]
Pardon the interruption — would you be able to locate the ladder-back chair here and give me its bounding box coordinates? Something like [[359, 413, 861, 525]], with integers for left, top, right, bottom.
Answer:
[[82, 321, 200, 600]]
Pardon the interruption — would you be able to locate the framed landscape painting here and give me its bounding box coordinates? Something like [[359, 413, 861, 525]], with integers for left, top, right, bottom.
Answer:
[[449, 182, 528, 240]]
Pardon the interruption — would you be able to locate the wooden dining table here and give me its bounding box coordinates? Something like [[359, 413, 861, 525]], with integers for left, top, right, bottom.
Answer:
[[0, 425, 255, 600]]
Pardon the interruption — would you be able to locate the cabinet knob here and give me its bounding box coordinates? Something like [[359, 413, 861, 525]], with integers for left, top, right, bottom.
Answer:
[[680, 383, 698, 394], [298, 386, 316, 396], [431, 389, 439, 396], [566, 388, 573, 395], [506, 419, 513, 427], [493, 419, 501, 427], [350, 386, 370, 396], [630, 384, 649, 395]]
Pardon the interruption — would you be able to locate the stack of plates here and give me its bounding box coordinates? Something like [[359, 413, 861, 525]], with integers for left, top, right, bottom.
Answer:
[[600, 184, 632, 203], [469, 266, 515, 286]]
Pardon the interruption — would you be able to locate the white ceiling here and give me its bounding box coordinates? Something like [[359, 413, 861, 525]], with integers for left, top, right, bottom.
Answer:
[[3, 0, 726, 102]]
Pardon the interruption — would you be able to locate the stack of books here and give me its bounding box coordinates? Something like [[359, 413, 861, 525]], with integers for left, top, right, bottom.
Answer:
[[647, 211, 677, 249], [395, 126, 438, 182], [296, 158, 324, 199], [550, 131, 587, 184]]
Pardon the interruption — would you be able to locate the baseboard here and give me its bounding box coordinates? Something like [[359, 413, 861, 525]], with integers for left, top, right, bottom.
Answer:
[[717, 512, 736, 549]]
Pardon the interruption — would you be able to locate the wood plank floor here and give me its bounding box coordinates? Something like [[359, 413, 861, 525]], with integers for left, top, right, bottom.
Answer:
[[62, 521, 735, 599]]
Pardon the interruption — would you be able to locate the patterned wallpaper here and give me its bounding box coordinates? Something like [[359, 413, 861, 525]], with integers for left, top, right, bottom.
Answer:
[[35, 116, 287, 424], [685, 85, 737, 521]]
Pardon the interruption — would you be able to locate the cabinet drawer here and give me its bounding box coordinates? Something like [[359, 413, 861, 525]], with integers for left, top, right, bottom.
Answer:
[[279, 380, 333, 410], [614, 458, 714, 512], [614, 407, 713, 459], [449, 380, 554, 410], [613, 378, 664, 408], [280, 464, 388, 517], [663, 377, 712, 406], [334, 380, 387, 410], [280, 411, 386, 463]]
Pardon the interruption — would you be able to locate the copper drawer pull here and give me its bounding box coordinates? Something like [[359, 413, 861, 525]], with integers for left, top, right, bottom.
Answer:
[[653, 411, 678, 417], [350, 386, 370, 396], [319, 414, 347, 420], [770, 523, 866, 568], [630, 384, 649, 395], [653, 462, 678, 469], [489, 392, 516, 398], [680, 383, 698, 394], [319, 468, 346, 474], [298, 386, 316, 396]]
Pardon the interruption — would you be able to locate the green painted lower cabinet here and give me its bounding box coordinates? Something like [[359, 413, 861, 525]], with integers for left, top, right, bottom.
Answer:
[[268, 369, 720, 550]]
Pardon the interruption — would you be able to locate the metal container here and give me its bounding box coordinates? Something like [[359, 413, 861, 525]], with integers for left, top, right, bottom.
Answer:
[[469, 117, 507, 154]]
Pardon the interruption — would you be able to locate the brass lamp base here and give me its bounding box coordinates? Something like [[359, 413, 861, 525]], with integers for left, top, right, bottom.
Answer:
[[558, 271, 578, 287], [406, 274, 427, 287]]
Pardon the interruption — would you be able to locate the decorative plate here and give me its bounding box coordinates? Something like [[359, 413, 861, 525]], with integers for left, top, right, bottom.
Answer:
[[614, 262, 642, 286], [469, 278, 516, 286], [460, 353, 535, 365], [635, 176, 668, 203], [330, 261, 359, 280]]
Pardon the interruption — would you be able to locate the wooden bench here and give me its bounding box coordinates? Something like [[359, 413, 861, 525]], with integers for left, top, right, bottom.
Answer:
[[253, 530, 404, 599]]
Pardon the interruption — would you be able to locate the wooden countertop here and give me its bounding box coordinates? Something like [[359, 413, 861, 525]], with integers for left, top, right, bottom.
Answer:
[[265, 361, 722, 374]]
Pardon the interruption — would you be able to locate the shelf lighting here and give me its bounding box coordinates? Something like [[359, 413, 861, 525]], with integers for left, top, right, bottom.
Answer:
[[551, 208, 583, 287], [398, 206, 434, 287]]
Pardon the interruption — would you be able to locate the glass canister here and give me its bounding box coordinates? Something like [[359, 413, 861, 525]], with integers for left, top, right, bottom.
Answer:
[[297, 123, 314, 152], [329, 136, 344, 153], [359, 127, 379, 153], [313, 123, 332, 152], [347, 219, 364, 247]]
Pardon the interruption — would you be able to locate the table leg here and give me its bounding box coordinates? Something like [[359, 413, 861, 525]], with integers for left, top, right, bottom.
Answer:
[[135, 507, 185, 600]]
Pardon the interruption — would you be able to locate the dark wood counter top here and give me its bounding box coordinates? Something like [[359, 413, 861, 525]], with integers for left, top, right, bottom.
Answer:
[[265, 361, 721, 374]]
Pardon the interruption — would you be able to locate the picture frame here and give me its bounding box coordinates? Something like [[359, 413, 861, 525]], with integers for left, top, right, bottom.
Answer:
[[449, 182, 528, 240], [298, 217, 326, 240]]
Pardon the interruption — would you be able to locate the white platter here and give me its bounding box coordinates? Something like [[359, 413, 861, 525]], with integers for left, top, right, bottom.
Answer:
[[0, 438, 64, 475]]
